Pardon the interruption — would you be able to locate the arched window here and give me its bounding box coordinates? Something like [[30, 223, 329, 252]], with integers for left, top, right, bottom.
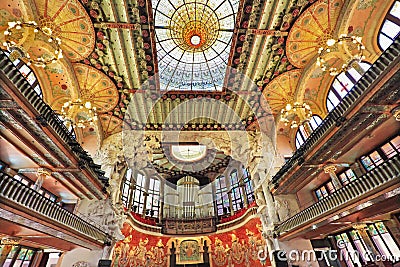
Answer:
[[378, 1, 400, 51], [295, 115, 323, 149], [242, 167, 254, 204], [215, 175, 228, 215], [145, 177, 160, 218], [121, 168, 132, 208], [132, 172, 146, 214], [230, 170, 244, 211], [3, 50, 43, 98], [326, 62, 372, 112]]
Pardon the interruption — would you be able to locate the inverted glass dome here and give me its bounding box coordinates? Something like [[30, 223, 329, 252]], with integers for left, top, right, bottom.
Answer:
[[171, 145, 207, 162], [152, 0, 239, 91]]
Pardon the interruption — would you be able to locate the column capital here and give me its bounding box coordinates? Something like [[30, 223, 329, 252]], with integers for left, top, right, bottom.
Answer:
[[324, 165, 337, 174]]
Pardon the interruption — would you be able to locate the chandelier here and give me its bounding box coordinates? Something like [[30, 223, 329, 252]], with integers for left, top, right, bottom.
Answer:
[[60, 99, 98, 128], [3, 21, 63, 67], [280, 102, 312, 128], [316, 34, 365, 76]]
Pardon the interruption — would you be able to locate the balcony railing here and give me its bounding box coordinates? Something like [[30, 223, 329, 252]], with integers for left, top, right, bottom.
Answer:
[[0, 172, 108, 243], [0, 50, 107, 186], [272, 38, 400, 185], [276, 154, 400, 234]]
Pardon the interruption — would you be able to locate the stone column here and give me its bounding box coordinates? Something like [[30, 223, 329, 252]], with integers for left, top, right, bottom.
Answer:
[[33, 168, 50, 191], [324, 165, 342, 189], [239, 180, 248, 208], [351, 161, 365, 177], [261, 182, 279, 224], [141, 173, 151, 217], [227, 190, 234, 215]]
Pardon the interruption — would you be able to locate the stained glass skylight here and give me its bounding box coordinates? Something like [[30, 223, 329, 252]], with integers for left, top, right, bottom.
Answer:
[[171, 145, 207, 162], [152, 0, 239, 91]]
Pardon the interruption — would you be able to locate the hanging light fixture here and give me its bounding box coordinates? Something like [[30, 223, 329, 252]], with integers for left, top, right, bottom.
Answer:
[[60, 99, 98, 128], [280, 102, 312, 128], [3, 21, 63, 67], [316, 34, 365, 76]]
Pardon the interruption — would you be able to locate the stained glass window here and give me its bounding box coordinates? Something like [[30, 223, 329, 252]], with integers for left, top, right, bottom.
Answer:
[[326, 62, 371, 112], [152, 0, 239, 91], [215, 175, 228, 215], [230, 170, 244, 211], [171, 145, 207, 162], [295, 115, 323, 149], [335, 233, 362, 267], [339, 169, 357, 186], [132, 172, 146, 214], [146, 178, 160, 218], [315, 181, 335, 200], [349, 230, 372, 262], [368, 222, 400, 261], [378, 1, 400, 50]]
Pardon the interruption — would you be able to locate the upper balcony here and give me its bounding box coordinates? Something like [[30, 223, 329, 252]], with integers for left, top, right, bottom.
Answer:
[[275, 153, 400, 240]]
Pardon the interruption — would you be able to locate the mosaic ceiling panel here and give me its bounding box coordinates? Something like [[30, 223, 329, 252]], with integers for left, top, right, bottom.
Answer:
[[152, 0, 240, 91], [73, 64, 119, 113], [286, 0, 343, 68], [34, 0, 95, 61]]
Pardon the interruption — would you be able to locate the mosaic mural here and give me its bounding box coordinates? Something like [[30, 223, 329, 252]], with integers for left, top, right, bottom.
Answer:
[[112, 217, 270, 267]]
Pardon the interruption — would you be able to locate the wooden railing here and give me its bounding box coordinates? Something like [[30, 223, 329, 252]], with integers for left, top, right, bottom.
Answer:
[[276, 154, 400, 234], [0, 172, 108, 243], [272, 38, 400, 185]]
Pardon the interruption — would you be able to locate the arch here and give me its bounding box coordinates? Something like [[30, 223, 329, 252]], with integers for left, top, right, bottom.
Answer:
[[295, 115, 323, 149], [378, 1, 400, 51], [326, 62, 372, 112]]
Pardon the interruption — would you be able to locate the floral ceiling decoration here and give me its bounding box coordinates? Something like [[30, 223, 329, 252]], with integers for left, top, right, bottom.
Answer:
[[261, 69, 302, 114], [72, 64, 119, 114], [31, 0, 95, 62], [286, 0, 344, 68]]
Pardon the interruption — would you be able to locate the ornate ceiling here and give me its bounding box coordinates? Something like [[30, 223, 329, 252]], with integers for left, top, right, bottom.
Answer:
[[0, 0, 391, 178]]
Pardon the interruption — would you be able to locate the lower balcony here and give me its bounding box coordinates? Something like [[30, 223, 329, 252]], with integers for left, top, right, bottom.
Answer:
[[276, 154, 400, 237], [0, 172, 108, 248]]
